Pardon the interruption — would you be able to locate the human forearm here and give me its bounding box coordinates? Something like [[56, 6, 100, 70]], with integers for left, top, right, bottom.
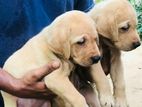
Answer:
[[0, 61, 59, 99], [0, 68, 17, 94]]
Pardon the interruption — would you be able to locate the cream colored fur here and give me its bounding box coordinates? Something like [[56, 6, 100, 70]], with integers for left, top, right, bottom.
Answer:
[[2, 11, 101, 107], [88, 0, 141, 107]]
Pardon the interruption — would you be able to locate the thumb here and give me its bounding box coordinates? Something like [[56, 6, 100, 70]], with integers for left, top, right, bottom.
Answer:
[[23, 61, 60, 84], [38, 61, 60, 77]]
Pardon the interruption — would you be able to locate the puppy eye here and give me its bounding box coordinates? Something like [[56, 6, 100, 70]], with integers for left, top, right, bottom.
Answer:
[[77, 37, 86, 45], [120, 24, 130, 32]]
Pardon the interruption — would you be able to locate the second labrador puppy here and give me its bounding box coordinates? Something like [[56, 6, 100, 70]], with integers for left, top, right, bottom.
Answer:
[[88, 0, 141, 107]]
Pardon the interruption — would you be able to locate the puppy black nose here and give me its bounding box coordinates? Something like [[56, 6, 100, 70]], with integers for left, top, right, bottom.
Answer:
[[133, 41, 141, 49], [91, 56, 101, 64]]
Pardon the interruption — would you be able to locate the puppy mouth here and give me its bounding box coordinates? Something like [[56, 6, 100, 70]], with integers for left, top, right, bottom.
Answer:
[[71, 56, 101, 67], [116, 41, 141, 51], [78, 59, 101, 67], [70, 57, 91, 67], [77, 62, 93, 67], [73, 60, 94, 67], [121, 47, 136, 51], [124, 42, 141, 51]]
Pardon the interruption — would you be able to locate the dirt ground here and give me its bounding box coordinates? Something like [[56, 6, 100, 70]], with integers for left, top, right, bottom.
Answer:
[[121, 45, 142, 107]]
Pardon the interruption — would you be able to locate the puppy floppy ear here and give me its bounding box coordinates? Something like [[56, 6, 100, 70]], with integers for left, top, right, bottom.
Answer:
[[92, 12, 118, 42], [109, 14, 119, 42], [47, 26, 71, 60]]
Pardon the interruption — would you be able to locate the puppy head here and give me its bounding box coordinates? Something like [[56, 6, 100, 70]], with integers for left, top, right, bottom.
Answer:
[[46, 11, 101, 67], [70, 33, 101, 67], [90, 0, 141, 51]]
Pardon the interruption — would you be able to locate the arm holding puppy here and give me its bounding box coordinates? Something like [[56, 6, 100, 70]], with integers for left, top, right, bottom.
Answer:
[[0, 61, 59, 99]]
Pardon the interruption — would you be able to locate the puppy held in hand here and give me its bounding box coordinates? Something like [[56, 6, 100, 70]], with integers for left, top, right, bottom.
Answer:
[[88, 0, 141, 107], [2, 10, 101, 107]]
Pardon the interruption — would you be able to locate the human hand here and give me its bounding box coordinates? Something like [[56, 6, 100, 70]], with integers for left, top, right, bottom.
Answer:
[[1, 61, 60, 99]]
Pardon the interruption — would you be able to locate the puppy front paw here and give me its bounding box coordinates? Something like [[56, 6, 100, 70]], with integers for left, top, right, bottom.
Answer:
[[99, 94, 114, 107], [114, 98, 129, 107]]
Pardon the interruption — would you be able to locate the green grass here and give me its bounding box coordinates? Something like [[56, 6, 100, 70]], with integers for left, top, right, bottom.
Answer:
[[129, 0, 142, 39]]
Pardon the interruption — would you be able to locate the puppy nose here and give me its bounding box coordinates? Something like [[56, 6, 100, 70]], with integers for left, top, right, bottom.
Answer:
[[132, 41, 141, 49], [91, 56, 101, 64]]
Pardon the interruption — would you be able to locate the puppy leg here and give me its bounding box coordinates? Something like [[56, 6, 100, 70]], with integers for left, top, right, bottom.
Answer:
[[80, 84, 101, 107], [44, 69, 88, 107], [110, 50, 128, 107], [91, 62, 114, 107]]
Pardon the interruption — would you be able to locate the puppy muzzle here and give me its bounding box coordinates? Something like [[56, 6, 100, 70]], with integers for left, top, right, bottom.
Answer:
[[91, 56, 101, 64], [132, 41, 141, 49]]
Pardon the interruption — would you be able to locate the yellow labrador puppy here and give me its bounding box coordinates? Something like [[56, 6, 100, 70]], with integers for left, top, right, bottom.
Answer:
[[87, 0, 141, 107], [2, 11, 101, 107]]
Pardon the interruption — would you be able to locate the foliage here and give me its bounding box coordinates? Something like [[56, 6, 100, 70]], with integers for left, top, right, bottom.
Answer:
[[133, 0, 142, 39], [95, 0, 103, 3], [129, 0, 142, 39]]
